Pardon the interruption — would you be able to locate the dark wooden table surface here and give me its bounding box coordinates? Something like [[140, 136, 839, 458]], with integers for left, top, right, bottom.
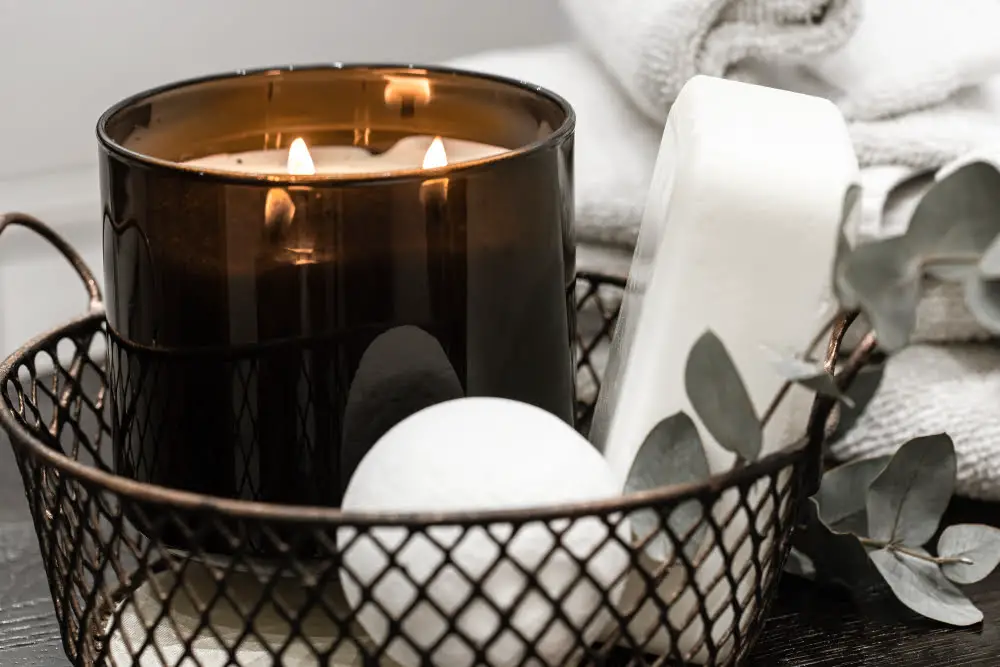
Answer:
[[1, 431, 998, 666]]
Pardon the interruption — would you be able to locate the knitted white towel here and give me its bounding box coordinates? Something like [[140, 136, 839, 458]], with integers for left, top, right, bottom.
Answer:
[[829, 343, 1000, 501], [561, 0, 1000, 124]]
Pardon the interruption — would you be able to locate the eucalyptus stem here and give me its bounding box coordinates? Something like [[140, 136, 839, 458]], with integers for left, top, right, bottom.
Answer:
[[759, 382, 791, 431], [858, 537, 974, 566], [825, 311, 859, 375], [837, 331, 878, 390], [759, 309, 852, 430]]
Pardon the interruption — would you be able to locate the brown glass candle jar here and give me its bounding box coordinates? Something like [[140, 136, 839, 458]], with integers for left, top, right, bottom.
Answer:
[[97, 65, 576, 529]]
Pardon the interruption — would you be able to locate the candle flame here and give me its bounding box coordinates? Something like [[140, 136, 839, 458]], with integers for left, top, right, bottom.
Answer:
[[422, 137, 448, 170], [287, 138, 316, 175]]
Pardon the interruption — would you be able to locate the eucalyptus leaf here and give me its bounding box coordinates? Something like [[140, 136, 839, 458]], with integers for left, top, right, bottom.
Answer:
[[869, 548, 983, 626], [978, 233, 1000, 279], [791, 499, 880, 592], [763, 350, 853, 405], [843, 183, 862, 228], [832, 184, 861, 295], [815, 455, 891, 536], [904, 161, 1000, 282], [937, 524, 1000, 585], [623, 412, 710, 562], [833, 236, 921, 352], [836, 231, 852, 273], [830, 365, 885, 441], [963, 276, 1000, 334], [866, 434, 957, 547], [799, 374, 854, 406], [684, 331, 761, 461]]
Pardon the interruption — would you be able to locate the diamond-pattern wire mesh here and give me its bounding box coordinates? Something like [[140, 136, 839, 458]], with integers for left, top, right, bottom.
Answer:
[[0, 273, 812, 667]]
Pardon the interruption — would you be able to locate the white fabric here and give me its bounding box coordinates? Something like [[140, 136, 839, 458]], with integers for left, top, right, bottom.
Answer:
[[831, 344, 1000, 501], [559, 0, 1000, 125], [448, 26, 1000, 499], [559, 0, 861, 124], [809, 0, 1000, 121]]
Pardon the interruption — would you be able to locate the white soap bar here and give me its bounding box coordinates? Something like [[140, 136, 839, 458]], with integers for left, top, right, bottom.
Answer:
[[339, 397, 630, 667], [592, 74, 858, 478], [590, 75, 858, 660]]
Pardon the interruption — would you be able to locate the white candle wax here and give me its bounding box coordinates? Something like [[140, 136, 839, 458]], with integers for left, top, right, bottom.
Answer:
[[182, 135, 507, 175], [591, 76, 859, 661]]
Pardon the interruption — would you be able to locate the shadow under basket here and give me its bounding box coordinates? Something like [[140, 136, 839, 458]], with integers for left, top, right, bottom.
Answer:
[[0, 215, 825, 667]]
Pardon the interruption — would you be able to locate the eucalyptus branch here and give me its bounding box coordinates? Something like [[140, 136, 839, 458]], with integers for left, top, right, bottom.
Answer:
[[759, 382, 791, 432], [789, 164, 1000, 628], [857, 537, 974, 566], [825, 311, 859, 375]]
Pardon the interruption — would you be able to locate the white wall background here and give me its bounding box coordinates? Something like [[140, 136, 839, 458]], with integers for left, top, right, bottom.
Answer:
[[0, 0, 569, 357]]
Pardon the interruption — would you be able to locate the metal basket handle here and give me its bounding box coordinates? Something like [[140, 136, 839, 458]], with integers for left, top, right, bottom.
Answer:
[[0, 212, 104, 316]]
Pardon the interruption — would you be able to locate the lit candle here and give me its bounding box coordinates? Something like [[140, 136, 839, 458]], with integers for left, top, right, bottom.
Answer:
[[100, 64, 578, 560], [110, 132, 569, 552], [182, 135, 506, 176]]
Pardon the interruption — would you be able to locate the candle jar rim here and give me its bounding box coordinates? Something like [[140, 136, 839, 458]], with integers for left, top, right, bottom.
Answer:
[[96, 62, 576, 186]]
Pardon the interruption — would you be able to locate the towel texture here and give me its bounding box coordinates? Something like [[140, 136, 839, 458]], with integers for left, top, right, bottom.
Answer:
[[560, 0, 861, 124], [561, 0, 1000, 124], [448, 34, 1000, 498], [807, 0, 1000, 121], [830, 344, 1000, 500]]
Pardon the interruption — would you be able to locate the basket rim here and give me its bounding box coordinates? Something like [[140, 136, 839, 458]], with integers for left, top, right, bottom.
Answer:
[[0, 312, 811, 527]]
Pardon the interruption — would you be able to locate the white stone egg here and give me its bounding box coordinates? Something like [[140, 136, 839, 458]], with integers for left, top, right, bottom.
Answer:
[[338, 397, 631, 667]]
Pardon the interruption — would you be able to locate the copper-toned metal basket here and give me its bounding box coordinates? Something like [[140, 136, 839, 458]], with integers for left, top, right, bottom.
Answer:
[[0, 215, 827, 666]]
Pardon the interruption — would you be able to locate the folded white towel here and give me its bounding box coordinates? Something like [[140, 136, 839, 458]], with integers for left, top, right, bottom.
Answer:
[[561, 0, 1000, 124], [560, 0, 860, 124], [850, 84, 1000, 170], [809, 0, 1000, 121]]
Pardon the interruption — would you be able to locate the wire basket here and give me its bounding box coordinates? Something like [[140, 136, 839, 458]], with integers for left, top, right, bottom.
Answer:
[[0, 215, 829, 666]]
